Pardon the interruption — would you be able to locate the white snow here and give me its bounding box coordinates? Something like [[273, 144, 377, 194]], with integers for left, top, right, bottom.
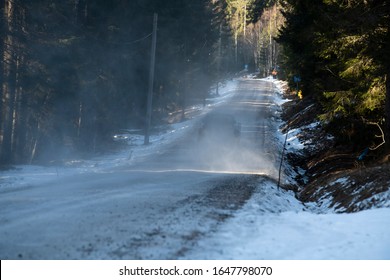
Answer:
[[1, 76, 389, 260], [308, 175, 390, 213], [331, 177, 350, 186], [185, 180, 390, 260], [272, 79, 291, 106], [284, 128, 305, 151]]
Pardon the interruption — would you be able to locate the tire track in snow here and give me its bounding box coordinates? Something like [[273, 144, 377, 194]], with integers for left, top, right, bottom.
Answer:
[[108, 175, 265, 259]]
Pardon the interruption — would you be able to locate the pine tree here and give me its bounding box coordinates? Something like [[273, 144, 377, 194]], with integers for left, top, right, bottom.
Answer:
[[278, 0, 390, 152]]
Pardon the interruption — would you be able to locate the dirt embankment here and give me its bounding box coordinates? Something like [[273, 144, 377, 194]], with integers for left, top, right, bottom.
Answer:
[[280, 92, 390, 213]]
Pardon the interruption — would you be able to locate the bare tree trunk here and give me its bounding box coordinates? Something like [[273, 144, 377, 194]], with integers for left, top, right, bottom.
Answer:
[[385, 11, 390, 152], [235, 31, 238, 67], [77, 101, 83, 138], [29, 122, 40, 164], [385, 69, 390, 151], [0, 0, 5, 151], [0, 0, 16, 164], [75, 0, 88, 25], [243, 2, 246, 38]]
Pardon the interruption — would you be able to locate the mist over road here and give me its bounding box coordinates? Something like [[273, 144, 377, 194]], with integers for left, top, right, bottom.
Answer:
[[129, 79, 279, 175], [0, 79, 281, 259]]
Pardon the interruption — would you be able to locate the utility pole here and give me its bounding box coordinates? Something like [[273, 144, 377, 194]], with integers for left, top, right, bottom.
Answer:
[[144, 13, 158, 145], [243, 1, 247, 39], [216, 24, 222, 96], [269, 9, 272, 75]]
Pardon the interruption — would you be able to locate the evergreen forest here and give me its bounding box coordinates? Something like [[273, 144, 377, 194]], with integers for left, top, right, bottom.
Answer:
[[0, 0, 389, 165], [278, 0, 390, 156]]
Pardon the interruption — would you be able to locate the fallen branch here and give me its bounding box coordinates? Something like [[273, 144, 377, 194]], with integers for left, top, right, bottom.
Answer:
[[366, 121, 386, 150]]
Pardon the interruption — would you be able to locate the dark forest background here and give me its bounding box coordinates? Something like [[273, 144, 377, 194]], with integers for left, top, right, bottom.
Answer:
[[0, 0, 278, 164], [278, 0, 389, 156], [1, 0, 389, 165]]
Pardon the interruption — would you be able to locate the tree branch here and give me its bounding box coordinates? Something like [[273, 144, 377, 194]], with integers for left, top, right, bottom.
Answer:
[[367, 121, 386, 150]]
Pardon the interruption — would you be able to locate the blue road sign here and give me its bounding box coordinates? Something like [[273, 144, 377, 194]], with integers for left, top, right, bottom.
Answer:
[[293, 75, 301, 83]]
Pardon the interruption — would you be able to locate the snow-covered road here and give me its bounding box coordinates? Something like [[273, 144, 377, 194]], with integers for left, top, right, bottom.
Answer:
[[1, 78, 389, 260]]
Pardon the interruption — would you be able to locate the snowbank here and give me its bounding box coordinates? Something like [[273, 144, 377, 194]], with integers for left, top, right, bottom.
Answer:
[[187, 181, 390, 259]]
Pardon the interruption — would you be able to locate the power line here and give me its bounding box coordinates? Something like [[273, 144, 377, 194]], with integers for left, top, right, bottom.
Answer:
[[113, 32, 153, 46]]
